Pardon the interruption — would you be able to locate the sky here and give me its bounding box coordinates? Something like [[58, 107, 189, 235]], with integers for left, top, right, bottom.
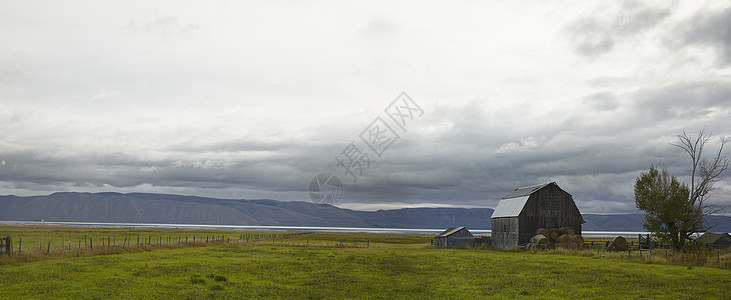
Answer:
[[1, 0, 730, 214]]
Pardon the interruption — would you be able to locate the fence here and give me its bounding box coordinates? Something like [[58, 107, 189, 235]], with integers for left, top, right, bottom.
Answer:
[[0, 237, 11, 255], [2, 232, 313, 257]]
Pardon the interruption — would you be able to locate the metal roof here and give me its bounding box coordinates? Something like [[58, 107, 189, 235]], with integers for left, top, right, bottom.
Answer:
[[501, 182, 554, 199], [437, 226, 467, 237], [491, 195, 530, 218]]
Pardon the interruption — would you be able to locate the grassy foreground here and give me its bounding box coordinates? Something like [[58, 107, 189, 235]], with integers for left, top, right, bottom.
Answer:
[[0, 228, 729, 299]]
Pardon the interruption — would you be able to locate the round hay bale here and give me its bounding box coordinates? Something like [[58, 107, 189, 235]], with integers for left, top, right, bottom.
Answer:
[[557, 234, 573, 244], [559, 227, 575, 236], [530, 234, 549, 245], [571, 235, 585, 247], [548, 228, 560, 242], [535, 228, 549, 236], [607, 236, 628, 251]]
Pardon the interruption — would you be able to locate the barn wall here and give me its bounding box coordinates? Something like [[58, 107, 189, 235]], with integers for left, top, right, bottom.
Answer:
[[491, 217, 519, 248], [446, 237, 476, 247], [432, 227, 476, 247], [518, 185, 583, 245], [716, 235, 731, 247]]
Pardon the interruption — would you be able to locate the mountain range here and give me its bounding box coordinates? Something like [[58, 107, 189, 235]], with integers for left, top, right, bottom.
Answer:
[[1, 192, 730, 232]]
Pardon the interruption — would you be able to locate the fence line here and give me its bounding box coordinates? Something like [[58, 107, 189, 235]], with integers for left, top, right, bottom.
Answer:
[[1, 232, 315, 257]]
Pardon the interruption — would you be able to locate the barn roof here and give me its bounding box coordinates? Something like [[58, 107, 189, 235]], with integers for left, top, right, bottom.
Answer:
[[491, 182, 560, 219], [502, 182, 555, 199], [491, 196, 530, 218], [437, 226, 469, 237]]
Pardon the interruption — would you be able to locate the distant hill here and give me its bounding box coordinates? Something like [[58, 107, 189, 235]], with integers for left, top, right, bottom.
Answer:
[[1, 192, 729, 232]]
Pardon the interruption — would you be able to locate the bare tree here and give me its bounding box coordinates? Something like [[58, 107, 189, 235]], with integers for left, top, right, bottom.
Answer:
[[670, 130, 729, 234]]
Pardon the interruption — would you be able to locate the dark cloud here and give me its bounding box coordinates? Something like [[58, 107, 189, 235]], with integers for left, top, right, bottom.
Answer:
[[633, 80, 731, 124], [680, 7, 731, 65], [563, 2, 672, 57], [3, 79, 730, 214]]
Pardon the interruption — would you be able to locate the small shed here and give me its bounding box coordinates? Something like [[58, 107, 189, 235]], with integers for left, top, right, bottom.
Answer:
[[699, 232, 731, 248], [432, 227, 475, 247], [491, 182, 584, 248]]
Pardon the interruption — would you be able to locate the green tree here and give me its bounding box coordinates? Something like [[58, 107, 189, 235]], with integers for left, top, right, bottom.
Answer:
[[634, 166, 695, 250]]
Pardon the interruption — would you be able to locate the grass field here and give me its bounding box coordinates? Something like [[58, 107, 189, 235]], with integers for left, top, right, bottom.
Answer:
[[1, 226, 729, 299]]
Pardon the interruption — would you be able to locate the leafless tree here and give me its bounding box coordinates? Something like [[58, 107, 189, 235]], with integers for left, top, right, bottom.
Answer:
[[670, 130, 729, 233]]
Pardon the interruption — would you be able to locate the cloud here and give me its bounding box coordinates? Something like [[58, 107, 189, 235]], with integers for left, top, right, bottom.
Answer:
[[122, 15, 200, 40], [563, 1, 673, 57], [680, 7, 731, 65], [1, 1, 730, 216]]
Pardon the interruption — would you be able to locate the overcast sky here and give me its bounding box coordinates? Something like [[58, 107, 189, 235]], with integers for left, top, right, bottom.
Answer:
[[1, 1, 730, 214]]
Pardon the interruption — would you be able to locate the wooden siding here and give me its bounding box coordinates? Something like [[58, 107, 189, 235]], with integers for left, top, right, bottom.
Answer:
[[491, 183, 584, 248], [491, 217, 519, 248], [432, 227, 475, 247], [517, 184, 583, 246]]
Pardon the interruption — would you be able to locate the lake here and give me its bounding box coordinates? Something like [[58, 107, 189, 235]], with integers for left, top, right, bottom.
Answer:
[[0, 221, 650, 236]]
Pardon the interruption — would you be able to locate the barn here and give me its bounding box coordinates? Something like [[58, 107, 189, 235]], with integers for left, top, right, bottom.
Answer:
[[432, 226, 475, 247], [699, 232, 731, 248], [491, 182, 584, 248]]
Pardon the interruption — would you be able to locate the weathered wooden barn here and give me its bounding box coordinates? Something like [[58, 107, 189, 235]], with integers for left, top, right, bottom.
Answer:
[[432, 226, 475, 247], [491, 182, 584, 248], [699, 232, 731, 248]]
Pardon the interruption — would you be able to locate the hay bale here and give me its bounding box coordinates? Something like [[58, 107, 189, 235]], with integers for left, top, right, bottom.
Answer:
[[559, 227, 575, 236], [530, 234, 549, 245], [607, 236, 628, 251], [548, 228, 560, 242], [557, 242, 578, 250], [535, 228, 550, 237], [557, 234, 573, 244], [571, 235, 585, 247]]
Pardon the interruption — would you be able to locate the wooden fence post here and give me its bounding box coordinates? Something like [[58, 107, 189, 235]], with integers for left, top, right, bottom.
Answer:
[[39, 240, 42, 255], [47, 241, 50, 253], [18, 237, 21, 255]]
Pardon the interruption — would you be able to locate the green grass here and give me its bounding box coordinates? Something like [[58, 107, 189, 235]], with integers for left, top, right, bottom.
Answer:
[[0, 226, 729, 299]]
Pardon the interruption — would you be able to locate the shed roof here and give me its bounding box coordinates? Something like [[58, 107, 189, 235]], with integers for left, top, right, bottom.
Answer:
[[437, 226, 468, 237], [700, 232, 731, 245], [491, 195, 530, 218]]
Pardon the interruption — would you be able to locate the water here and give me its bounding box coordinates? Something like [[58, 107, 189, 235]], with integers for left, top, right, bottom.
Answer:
[[0, 221, 650, 236]]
